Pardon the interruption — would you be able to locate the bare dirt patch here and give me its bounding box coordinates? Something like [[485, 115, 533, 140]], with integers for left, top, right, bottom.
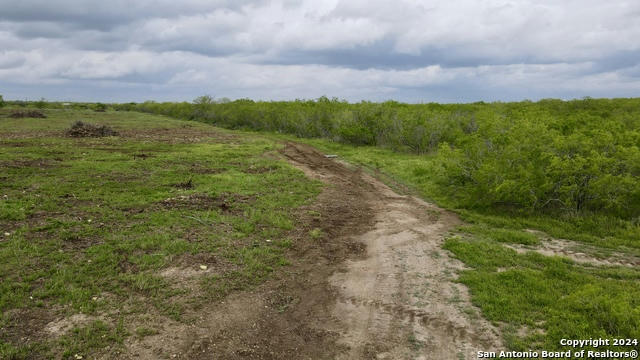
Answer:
[[504, 229, 640, 267], [0, 158, 61, 169], [132, 153, 153, 160], [1, 307, 58, 345], [118, 126, 236, 144], [327, 172, 502, 359], [158, 193, 252, 214], [44, 313, 100, 338], [172, 179, 194, 190], [243, 164, 279, 174], [160, 253, 240, 291]]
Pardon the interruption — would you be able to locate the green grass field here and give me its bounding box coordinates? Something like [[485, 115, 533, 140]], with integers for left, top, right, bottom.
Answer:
[[0, 109, 320, 358]]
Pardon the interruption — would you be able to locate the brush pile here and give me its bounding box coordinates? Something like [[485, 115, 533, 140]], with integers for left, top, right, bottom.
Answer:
[[66, 121, 118, 137], [9, 110, 47, 118]]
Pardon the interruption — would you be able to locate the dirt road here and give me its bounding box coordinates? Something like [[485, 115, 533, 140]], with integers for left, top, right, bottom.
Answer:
[[122, 142, 501, 359], [283, 142, 502, 359]]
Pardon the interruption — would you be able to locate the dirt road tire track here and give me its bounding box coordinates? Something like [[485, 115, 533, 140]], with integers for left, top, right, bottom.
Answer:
[[119, 142, 501, 359], [282, 142, 502, 359]]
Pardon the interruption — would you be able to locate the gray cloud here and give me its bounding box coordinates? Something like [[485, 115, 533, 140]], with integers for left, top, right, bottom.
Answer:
[[0, 0, 639, 102], [0, 0, 262, 30]]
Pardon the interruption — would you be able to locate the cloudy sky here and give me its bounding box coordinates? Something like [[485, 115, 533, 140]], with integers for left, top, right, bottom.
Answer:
[[1, 0, 639, 103]]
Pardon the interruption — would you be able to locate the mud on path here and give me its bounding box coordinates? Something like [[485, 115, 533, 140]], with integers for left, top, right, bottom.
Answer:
[[119, 142, 501, 359], [282, 142, 502, 359]]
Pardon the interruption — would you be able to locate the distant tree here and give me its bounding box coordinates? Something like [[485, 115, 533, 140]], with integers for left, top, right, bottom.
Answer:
[[193, 95, 215, 118], [193, 95, 214, 105], [35, 97, 47, 109], [0, 94, 4, 108], [94, 103, 107, 112]]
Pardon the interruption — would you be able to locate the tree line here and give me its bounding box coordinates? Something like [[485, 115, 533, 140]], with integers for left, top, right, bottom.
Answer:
[[114, 96, 638, 220]]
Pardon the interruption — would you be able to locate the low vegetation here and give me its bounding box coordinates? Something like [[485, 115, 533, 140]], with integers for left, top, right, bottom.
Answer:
[[129, 97, 640, 219], [0, 108, 320, 358]]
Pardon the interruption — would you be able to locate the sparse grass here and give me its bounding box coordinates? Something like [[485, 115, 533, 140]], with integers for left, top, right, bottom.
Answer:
[[134, 326, 158, 338], [309, 227, 323, 239], [460, 225, 540, 245], [0, 108, 321, 358], [59, 320, 128, 358], [407, 333, 424, 351], [443, 235, 640, 352]]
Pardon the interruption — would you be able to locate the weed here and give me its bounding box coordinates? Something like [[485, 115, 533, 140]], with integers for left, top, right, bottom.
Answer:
[[309, 228, 323, 239], [134, 326, 158, 338], [407, 334, 424, 351]]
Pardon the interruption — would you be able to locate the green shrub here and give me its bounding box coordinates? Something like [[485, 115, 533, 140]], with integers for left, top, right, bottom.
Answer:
[[131, 97, 640, 219], [34, 97, 47, 109], [94, 103, 107, 112]]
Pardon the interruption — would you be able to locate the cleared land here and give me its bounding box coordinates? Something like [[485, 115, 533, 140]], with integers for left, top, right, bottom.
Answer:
[[1, 109, 331, 358], [1, 107, 639, 359]]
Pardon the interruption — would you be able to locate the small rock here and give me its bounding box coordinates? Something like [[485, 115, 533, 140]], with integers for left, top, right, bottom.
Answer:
[[87, 219, 92, 223], [3, 232, 10, 237], [324, 154, 338, 158], [265, 239, 272, 243], [92, 296, 98, 301], [199, 265, 208, 270], [74, 354, 83, 360]]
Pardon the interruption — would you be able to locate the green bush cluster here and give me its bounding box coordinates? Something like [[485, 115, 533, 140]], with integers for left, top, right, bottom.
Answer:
[[123, 97, 640, 219], [94, 102, 108, 112], [436, 99, 640, 217]]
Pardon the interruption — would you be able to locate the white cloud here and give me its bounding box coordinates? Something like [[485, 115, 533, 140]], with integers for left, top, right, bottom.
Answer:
[[0, 0, 638, 101]]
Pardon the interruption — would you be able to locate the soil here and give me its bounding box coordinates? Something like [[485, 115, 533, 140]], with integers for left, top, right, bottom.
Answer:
[[505, 230, 640, 267], [118, 126, 236, 144], [328, 175, 502, 359], [158, 193, 252, 214], [105, 142, 503, 359]]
